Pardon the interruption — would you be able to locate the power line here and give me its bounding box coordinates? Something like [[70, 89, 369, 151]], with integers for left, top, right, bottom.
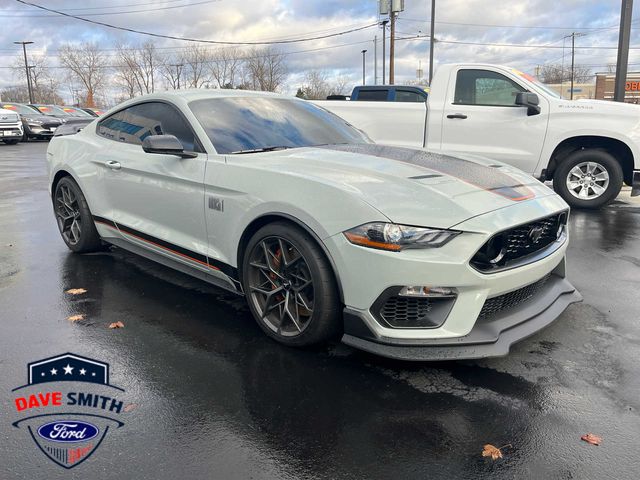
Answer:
[[2, 0, 222, 17], [5, 0, 198, 11], [15, 1, 378, 45], [398, 17, 639, 31]]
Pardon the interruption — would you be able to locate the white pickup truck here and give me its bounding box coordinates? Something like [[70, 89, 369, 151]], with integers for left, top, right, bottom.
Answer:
[[315, 64, 640, 209]]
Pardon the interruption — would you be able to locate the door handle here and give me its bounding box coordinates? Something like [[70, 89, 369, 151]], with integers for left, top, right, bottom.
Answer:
[[446, 113, 468, 119], [105, 161, 121, 170]]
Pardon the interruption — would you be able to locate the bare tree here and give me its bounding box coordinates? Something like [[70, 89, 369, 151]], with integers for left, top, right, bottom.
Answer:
[[183, 44, 211, 88], [209, 46, 244, 88], [11, 54, 61, 103], [245, 47, 287, 92], [300, 70, 331, 99], [330, 74, 352, 96], [160, 52, 186, 90], [539, 63, 593, 84], [58, 43, 107, 107], [115, 41, 159, 98]]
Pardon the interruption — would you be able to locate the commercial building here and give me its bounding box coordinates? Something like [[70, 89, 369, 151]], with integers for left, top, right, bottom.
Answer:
[[595, 72, 640, 103]]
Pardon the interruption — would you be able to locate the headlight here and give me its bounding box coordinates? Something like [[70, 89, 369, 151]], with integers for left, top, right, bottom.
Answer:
[[343, 222, 460, 251], [28, 119, 43, 126]]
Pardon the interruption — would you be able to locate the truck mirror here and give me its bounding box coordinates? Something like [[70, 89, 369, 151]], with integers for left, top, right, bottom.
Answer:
[[515, 92, 541, 116]]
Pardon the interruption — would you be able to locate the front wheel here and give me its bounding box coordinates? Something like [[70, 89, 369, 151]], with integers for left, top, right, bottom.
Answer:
[[241, 222, 341, 347], [3, 139, 19, 145], [53, 176, 103, 253], [553, 149, 623, 209]]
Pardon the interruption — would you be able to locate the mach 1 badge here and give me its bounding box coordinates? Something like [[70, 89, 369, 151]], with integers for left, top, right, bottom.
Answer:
[[11, 353, 127, 469]]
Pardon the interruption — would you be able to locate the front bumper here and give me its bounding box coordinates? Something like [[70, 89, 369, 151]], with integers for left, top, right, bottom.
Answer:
[[342, 272, 581, 360], [632, 170, 640, 197], [0, 127, 22, 138]]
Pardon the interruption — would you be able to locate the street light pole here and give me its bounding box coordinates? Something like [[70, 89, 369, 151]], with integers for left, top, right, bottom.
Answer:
[[389, 12, 396, 85], [14, 41, 34, 104], [429, 0, 435, 84], [361, 49, 367, 85], [374, 35, 378, 85], [381, 20, 388, 85], [614, 0, 634, 102]]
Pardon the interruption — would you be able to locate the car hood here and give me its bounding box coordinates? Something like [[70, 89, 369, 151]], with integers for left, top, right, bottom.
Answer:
[[231, 144, 557, 229], [23, 113, 62, 124]]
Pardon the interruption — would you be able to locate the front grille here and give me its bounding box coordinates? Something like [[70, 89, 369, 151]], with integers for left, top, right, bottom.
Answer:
[[478, 274, 551, 320], [471, 212, 567, 272], [380, 296, 432, 327]]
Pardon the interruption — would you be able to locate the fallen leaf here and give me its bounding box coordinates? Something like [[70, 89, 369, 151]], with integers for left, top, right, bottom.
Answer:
[[482, 444, 511, 460], [66, 288, 87, 295], [108, 321, 125, 329], [123, 403, 138, 412], [581, 433, 602, 446], [67, 314, 85, 322]]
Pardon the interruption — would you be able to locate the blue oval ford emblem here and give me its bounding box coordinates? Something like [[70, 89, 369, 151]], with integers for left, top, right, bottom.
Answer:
[[37, 420, 99, 443]]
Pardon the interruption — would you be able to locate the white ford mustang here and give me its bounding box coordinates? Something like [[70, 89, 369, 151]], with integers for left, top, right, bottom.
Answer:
[[47, 90, 581, 360]]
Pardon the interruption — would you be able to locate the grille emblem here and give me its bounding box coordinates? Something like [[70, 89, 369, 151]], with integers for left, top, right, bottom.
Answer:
[[527, 226, 544, 243]]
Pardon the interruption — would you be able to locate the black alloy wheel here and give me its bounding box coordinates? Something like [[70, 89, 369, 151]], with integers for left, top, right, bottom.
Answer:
[[242, 222, 340, 346], [53, 177, 102, 253]]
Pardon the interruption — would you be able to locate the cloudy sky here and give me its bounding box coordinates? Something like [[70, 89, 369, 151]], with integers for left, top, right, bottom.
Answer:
[[0, 0, 638, 102]]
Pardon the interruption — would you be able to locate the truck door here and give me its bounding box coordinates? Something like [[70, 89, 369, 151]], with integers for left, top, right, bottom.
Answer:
[[440, 68, 549, 174]]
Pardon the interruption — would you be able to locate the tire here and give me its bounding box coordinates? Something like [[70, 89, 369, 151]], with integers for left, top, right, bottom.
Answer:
[[3, 139, 19, 145], [53, 176, 103, 253], [241, 221, 341, 347], [553, 149, 623, 209]]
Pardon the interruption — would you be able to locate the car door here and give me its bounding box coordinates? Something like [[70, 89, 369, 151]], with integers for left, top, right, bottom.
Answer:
[[440, 67, 549, 173], [97, 101, 210, 272]]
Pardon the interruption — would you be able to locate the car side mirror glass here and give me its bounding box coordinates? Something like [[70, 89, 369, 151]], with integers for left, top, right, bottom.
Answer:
[[142, 134, 197, 158], [515, 92, 541, 116]]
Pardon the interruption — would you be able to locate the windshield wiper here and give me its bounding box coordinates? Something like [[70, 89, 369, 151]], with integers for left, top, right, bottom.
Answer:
[[230, 146, 293, 154]]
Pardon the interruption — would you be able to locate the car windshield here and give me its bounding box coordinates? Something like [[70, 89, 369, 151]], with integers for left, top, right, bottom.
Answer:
[[1, 103, 37, 115], [189, 96, 370, 154], [63, 107, 92, 116], [37, 105, 70, 116]]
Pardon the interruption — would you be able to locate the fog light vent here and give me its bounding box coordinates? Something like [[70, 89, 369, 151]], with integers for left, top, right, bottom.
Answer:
[[380, 296, 433, 328]]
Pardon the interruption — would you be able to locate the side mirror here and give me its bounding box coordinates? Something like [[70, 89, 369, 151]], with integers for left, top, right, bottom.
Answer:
[[515, 92, 541, 116], [142, 134, 197, 158]]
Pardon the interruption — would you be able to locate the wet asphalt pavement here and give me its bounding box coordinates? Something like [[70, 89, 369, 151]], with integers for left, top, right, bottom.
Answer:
[[1, 141, 639, 480]]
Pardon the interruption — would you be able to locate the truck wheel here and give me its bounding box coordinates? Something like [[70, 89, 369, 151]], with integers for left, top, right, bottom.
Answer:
[[2, 139, 19, 145], [553, 149, 623, 209]]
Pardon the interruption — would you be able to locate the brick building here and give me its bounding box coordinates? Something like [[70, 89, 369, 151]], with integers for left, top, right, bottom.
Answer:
[[595, 72, 640, 103]]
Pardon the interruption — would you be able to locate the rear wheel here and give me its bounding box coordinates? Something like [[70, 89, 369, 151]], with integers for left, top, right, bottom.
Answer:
[[553, 149, 623, 209], [53, 177, 102, 253], [242, 222, 341, 347]]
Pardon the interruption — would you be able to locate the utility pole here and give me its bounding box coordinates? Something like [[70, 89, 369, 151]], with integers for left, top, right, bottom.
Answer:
[[14, 41, 34, 104], [389, 11, 396, 84], [374, 36, 378, 85], [614, 0, 634, 102], [429, 0, 435, 84], [569, 32, 585, 100], [361, 49, 367, 85], [381, 20, 388, 84]]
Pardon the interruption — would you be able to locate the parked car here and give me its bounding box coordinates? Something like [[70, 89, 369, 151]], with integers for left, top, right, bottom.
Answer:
[[0, 102, 63, 141], [29, 104, 73, 120], [348, 85, 429, 102], [61, 106, 95, 118], [315, 64, 640, 209], [47, 90, 581, 360], [81, 107, 105, 117], [0, 107, 24, 144]]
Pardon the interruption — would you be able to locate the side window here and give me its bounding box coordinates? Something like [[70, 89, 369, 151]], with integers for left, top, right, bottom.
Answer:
[[454, 69, 525, 106], [97, 102, 201, 152], [97, 109, 138, 143], [395, 90, 426, 103], [355, 89, 388, 101]]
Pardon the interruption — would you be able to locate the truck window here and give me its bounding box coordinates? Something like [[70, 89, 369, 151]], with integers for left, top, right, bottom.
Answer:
[[355, 89, 388, 101], [395, 90, 426, 102], [454, 69, 524, 106]]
